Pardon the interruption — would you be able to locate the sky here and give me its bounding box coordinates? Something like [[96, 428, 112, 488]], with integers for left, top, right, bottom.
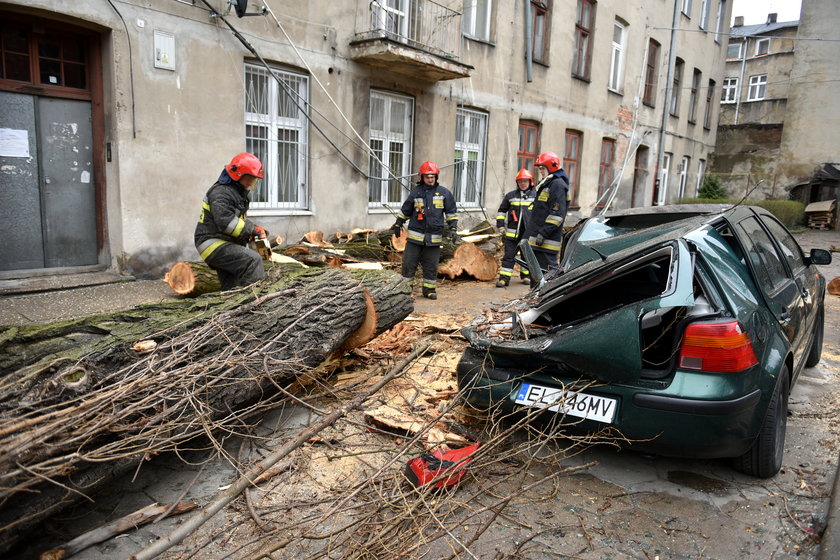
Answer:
[[731, 0, 802, 25]]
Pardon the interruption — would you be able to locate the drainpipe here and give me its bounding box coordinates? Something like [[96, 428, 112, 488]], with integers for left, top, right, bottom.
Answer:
[[735, 37, 748, 124], [654, 0, 680, 205], [525, 0, 533, 82]]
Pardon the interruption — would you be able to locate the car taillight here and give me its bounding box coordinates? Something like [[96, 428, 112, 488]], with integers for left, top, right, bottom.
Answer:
[[678, 320, 758, 372]]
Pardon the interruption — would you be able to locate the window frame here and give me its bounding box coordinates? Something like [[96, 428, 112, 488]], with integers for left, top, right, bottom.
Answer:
[[462, 0, 493, 42], [681, 0, 692, 17], [727, 41, 743, 59], [755, 38, 770, 56], [564, 130, 582, 206], [678, 155, 690, 198], [608, 19, 627, 93], [517, 121, 540, 172], [704, 79, 715, 129], [244, 62, 310, 212], [643, 39, 660, 107], [572, 0, 595, 79], [658, 152, 671, 205], [531, 1, 551, 64], [670, 58, 684, 117], [688, 68, 701, 123], [696, 159, 706, 194], [747, 74, 767, 101], [597, 138, 616, 203], [452, 106, 488, 207], [699, 0, 710, 29], [715, 0, 726, 43], [722, 76, 739, 103], [367, 89, 414, 209]]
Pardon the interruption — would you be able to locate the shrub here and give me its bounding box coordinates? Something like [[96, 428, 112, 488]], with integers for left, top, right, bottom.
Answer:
[[697, 175, 727, 199]]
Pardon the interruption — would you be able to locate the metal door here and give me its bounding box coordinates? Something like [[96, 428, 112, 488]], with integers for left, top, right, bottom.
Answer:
[[0, 92, 97, 271]]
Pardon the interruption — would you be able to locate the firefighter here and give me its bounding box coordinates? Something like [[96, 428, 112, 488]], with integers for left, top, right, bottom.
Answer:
[[523, 151, 569, 274], [194, 152, 270, 290], [391, 161, 458, 300], [495, 168, 536, 287]]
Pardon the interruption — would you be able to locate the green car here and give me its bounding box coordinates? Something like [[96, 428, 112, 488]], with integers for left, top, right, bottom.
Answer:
[[457, 205, 832, 477]]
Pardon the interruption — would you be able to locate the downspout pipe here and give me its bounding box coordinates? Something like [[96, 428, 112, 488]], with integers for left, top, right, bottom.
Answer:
[[655, 0, 680, 205], [735, 37, 748, 124], [525, 0, 533, 82]]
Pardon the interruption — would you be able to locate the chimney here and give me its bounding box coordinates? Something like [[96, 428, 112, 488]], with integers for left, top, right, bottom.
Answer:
[[734, 16, 744, 27], [767, 13, 778, 23]]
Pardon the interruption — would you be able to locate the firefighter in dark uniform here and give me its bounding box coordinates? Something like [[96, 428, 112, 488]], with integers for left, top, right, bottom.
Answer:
[[523, 151, 569, 274], [495, 168, 535, 287], [391, 161, 458, 300], [194, 152, 269, 290]]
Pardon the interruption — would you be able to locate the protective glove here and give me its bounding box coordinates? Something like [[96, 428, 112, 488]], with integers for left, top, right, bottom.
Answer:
[[254, 225, 268, 240], [535, 233, 545, 246], [450, 229, 458, 243], [391, 222, 403, 237]]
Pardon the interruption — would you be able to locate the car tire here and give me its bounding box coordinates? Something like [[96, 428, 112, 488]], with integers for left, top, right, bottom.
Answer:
[[804, 307, 824, 368], [733, 366, 789, 478]]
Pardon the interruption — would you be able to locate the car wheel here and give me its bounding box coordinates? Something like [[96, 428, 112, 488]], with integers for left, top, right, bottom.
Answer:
[[805, 307, 824, 368], [733, 366, 789, 478]]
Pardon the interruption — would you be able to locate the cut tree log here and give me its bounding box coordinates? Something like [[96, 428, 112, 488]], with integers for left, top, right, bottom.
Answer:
[[0, 266, 413, 554], [163, 261, 221, 296], [438, 242, 499, 281]]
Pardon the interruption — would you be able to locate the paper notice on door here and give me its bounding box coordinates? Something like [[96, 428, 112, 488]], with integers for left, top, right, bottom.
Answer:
[[0, 128, 30, 158]]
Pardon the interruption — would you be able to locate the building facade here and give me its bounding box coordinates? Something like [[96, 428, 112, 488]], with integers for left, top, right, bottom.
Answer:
[[712, 0, 840, 209], [0, 0, 731, 281]]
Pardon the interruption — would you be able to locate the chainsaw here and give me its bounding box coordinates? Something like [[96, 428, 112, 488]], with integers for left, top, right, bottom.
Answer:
[[405, 442, 480, 488]]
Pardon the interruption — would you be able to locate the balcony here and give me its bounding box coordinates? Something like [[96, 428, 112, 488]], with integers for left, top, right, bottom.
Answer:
[[350, 0, 472, 82]]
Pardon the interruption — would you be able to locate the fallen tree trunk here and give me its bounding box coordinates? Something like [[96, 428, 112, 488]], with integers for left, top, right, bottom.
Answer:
[[0, 267, 413, 554], [439, 242, 499, 281]]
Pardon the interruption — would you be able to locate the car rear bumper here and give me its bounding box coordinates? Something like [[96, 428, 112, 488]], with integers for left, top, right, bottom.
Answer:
[[456, 347, 764, 459]]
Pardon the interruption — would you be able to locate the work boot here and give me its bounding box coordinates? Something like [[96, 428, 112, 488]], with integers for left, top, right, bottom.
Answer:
[[422, 288, 437, 300], [496, 278, 509, 288], [521, 276, 530, 284]]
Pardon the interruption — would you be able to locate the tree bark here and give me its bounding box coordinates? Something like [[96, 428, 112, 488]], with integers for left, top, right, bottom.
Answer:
[[0, 267, 413, 554]]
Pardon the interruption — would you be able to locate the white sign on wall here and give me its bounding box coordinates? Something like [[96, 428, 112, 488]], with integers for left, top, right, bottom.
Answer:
[[0, 128, 30, 158]]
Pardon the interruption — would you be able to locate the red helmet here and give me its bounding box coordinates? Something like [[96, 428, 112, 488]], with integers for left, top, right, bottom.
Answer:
[[226, 152, 264, 181], [419, 161, 439, 176], [515, 168, 534, 185], [535, 151, 561, 173]]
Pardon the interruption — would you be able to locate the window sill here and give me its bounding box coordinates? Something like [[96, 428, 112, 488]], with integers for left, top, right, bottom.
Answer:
[[643, 101, 655, 108], [607, 87, 624, 97], [250, 209, 314, 217], [464, 35, 495, 47], [572, 74, 591, 84]]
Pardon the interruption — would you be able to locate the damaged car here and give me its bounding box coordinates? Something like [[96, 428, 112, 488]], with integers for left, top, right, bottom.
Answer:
[[457, 205, 831, 478]]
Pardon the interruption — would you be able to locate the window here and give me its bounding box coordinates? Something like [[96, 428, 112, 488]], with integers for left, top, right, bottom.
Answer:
[[670, 58, 684, 117], [737, 217, 789, 293], [608, 20, 626, 92], [688, 69, 701, 123], [699, 0, 710, 29], [722, 77, 739, 103], [598, 138, 616, 203], [678, 156, 690, 198], [517, 121, 540, 171], [368, 90, 413, 207], [0, 20, 90, 92], [696, 159, 706, 194], [657, 153, 671, 205], [715, 0, 726, 42], [453, 107, 488, 206], [371, 0, 409, 39], [573, 0, 595, 79], [463, 0, 492, 42], [704, 79, 715, 128], [643, 39, 660, 107], [531, 1, 551, 64], [681, 0, 692, 17], [244, 63, 309, 210], [747, 74, 767, 100], [727, 41, 742, 59], [762, 216, 806, 273], [564, 130, 582, 206], [755, 38, 769, 56]]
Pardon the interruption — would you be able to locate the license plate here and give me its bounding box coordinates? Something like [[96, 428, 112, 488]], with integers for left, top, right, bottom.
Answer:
[[514, 383, 618, 424]]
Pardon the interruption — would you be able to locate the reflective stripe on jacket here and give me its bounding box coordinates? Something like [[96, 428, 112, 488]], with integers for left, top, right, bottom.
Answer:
[[396, 182, 458, 247], [495, 187, 535, 239]]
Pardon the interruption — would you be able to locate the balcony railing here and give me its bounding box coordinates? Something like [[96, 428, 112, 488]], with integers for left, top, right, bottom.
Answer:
[[354, 0, 463, 61]]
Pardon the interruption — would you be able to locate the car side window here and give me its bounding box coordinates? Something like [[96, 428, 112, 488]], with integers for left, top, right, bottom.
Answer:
[[736, 217, 790, 293], [760, 216, 806, 272]]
